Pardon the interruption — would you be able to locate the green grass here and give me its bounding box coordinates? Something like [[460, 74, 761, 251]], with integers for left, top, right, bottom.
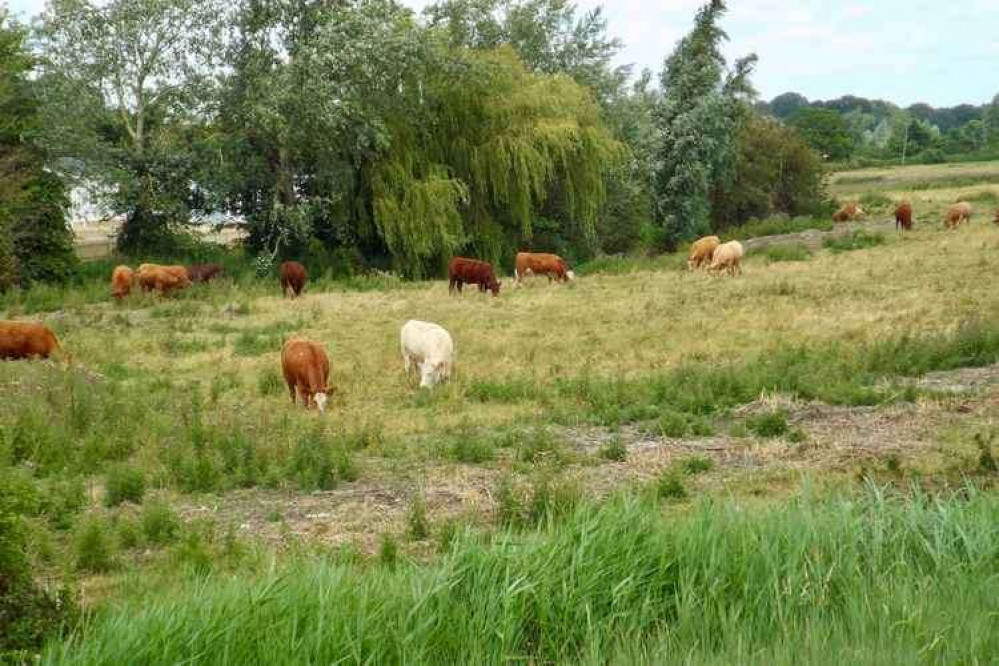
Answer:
[[823, 230, 886, 253], [45, 486, 999, 665], [728, 215, 832, 240], [757, 244, 812, 263]]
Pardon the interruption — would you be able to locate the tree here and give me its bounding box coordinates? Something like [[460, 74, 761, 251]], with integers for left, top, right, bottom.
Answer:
[[787, 108, 853, 160], [711, 114, 824, 227], [35, 0, 228, 254], [652, 0, 756, 249], [0, 11, 76, 289], [768, 92, 809, 119]]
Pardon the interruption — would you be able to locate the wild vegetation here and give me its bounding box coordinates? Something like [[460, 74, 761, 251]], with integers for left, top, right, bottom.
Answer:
[[3, 0, 999, 662]]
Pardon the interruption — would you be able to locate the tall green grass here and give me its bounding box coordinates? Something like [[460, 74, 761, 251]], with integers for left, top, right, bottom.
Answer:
[[46, 486, 999, 665]]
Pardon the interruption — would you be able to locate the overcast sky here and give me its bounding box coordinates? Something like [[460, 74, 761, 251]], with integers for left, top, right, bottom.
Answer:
[[6, 0, 998, 107]]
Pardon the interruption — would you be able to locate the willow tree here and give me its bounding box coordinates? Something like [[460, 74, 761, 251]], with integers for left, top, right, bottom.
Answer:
[[371, 46, 623, 275]]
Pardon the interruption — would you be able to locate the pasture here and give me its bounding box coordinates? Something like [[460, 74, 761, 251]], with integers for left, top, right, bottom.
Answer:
[[3, 163, 999, 663]]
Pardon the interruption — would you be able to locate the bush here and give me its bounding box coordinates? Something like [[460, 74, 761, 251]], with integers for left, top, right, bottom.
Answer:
[[104, 466, 146, 507], [758, 244, 812, 263], [74, 516, 115, 573], [0, 509, 76, 659], [141, 502, 180, 546], [680, 456, 715, 475], [729, 215, 831, 241], [823, 230, 886, 253], [654, 471, 688, 501], [746, 411, 790, 439], [598, 438, 628, 462], [406, 495, 430, 542]]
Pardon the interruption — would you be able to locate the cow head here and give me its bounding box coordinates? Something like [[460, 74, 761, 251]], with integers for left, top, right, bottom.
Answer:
[[314, 391, 329, 413], [490, 278, 501, 296]]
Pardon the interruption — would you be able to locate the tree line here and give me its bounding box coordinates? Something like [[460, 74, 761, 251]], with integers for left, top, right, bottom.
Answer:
[[761, 92, 999, 164], [2, 0, 837, 288]]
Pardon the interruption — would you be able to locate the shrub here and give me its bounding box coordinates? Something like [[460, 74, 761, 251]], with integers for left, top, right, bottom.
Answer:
[[746, 411, 790, 439], [141, 502, 180, 546], [654, 471, 688, 502], [680, 456, 715, 475], [104, 466, 146, 507], [758, 244, 812, 263], [74, 516, 115, 573], [0, 510, 77, 658], [442, 430, 496, 464], [378, 534, 399, 568], [406, 495, 430, 542], [823, 230, 886, 253], [598, 438, 628, 462]]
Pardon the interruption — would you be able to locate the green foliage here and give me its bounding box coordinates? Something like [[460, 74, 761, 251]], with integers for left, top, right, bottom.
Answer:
[[141, 502, 180, 546], [680, 456, 715, 475], [0, 14, 76, 289], [598, 437, 628, 462], [712, 115, 826, 228], [823, 230, 886, 253], [654, 470, 688, 501], [406, 495, 430, 542], [104, 466, 146, 508], [74, 515, 115, 573], [745, 411, 790, 439], [789, 107, 854, 160], [758, 244, 812, 263], [728, 215, 832, 240], [653, 0, 757, 249], [41, 490, 999, 664]]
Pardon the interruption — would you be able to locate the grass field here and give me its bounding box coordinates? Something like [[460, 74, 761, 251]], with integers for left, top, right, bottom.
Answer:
[[3, 161, 999, 663]]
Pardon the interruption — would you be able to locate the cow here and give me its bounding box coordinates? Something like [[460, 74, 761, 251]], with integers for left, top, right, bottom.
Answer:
[[687, 236, 721, 270], [136, 264, 191, 295], [0, 321, 62, 360], [514, 252, 574, 286], [280, 261, 308, 299], [894, 202, 914, 231], [832, 203, 866, 223], [448, 257, 501, 296], [400, 320, 455, 389], [111, 265, 135, 300], [945, 202, 973, 229], [186, 263, 224, 284], [709, 240, 744, 277], [280, 339, 331, 413], [994, 208, 999, 226]]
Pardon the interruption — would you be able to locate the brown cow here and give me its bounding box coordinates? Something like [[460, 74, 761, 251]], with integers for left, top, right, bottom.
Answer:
[[448, 257, 501, 296], [0, 321, 61, 360], [514, 252, 574, 286], [281, 339, 331, 413], [136, 264, 191, 295], [832, 203, 865, 223], [945, 202, 973, 229], [111, 265, 135, 300], [280, 261, 308, 298], [894, 202, 913, 231], [186, 263, 224, 284], [993, 208, 999, 226], [708, 241, 745, 277], [687, 236, 721, 270]]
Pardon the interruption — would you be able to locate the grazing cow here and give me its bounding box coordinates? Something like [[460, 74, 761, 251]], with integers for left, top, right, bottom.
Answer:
[[514, 252, 574, 286], [280, 339, 331, 413], [709, 240, 745, 277], [687, 236, 721, 270], [832, 203, 865, 223], [280, 261, 308, 298], [945, 202, 973, 229], [111, 265, 135, 300], [0, 321, 61, 360], [400, 320, 455, 389], [186, 263, 224, 284], [894, 202, 914, 231], [136, 264, 191, 295], [448, 257, 501, 296]]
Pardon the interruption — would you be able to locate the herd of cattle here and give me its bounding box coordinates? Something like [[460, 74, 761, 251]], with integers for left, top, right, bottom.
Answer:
[[2, 202, 996, 410], [832, 200, 997, 230]]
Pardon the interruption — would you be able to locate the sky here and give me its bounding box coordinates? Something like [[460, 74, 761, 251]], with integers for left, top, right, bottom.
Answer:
[[6, 0, 998, 108]]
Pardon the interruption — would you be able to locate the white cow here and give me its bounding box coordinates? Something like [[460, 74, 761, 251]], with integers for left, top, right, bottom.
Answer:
[[401, 320, 455, 389]]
